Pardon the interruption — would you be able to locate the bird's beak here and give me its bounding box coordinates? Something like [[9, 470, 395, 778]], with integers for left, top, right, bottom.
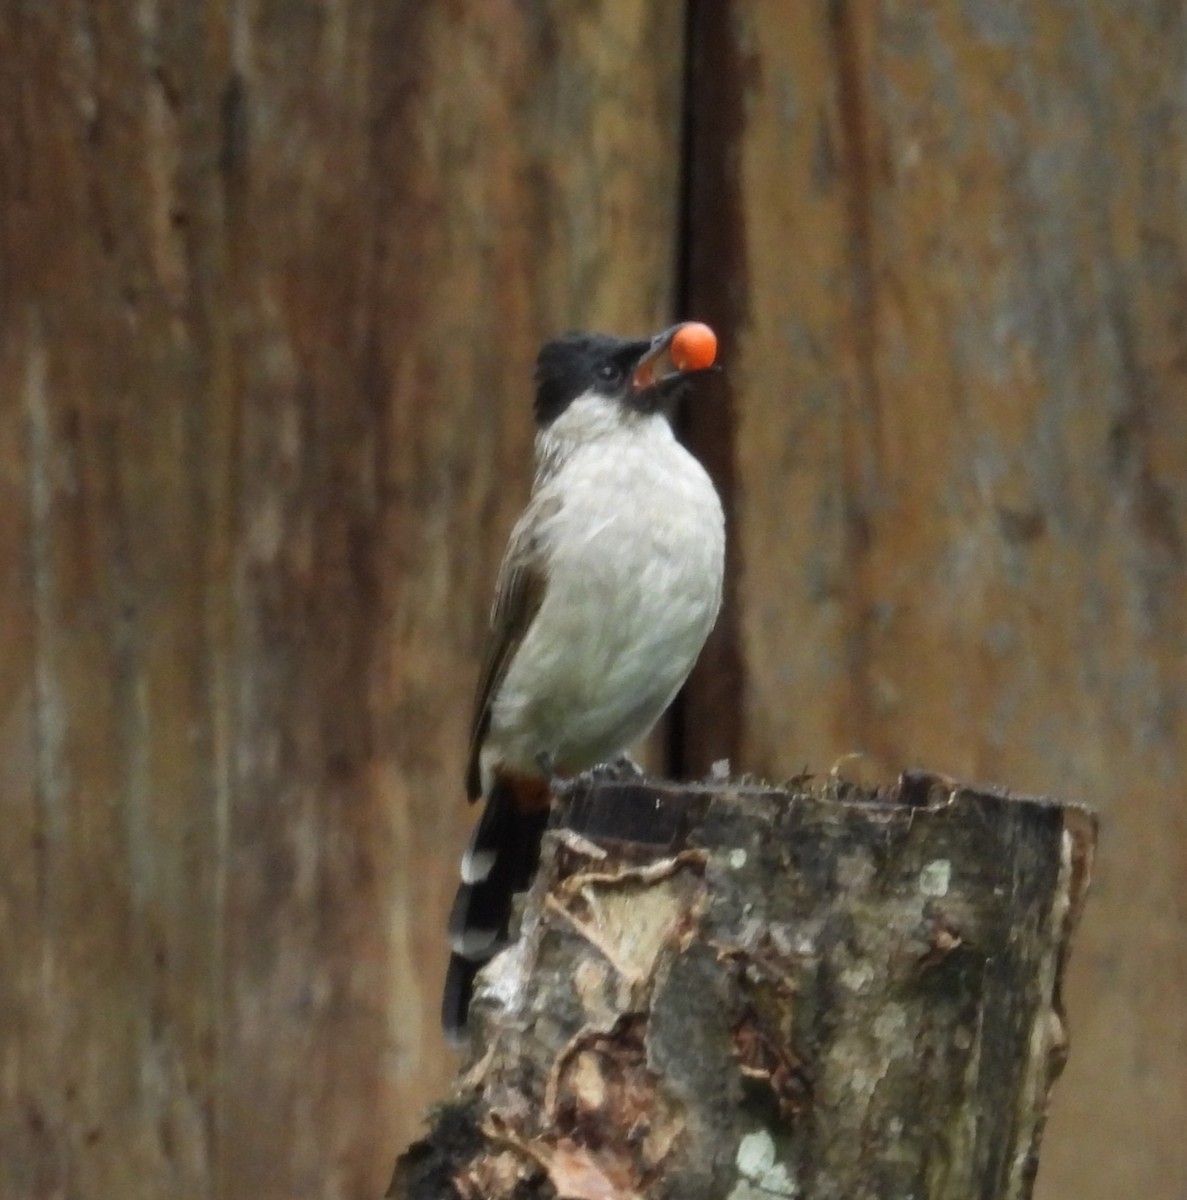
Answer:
[[631, 324, 719, 395]]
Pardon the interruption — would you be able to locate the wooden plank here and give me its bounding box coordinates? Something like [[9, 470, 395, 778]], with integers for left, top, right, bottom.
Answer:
[[362, 2, 688, 1189], [1, 2, 231, 1195], [1, 2, 688, 1196], [683, 5, 1187, 1198]]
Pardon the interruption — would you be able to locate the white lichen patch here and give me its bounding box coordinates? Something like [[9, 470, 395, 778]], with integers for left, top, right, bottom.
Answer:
[[477, 938, 528, 1016], [845, 1063, 880, 1107], [918, 858, 952, 897], [736, 1130, 775, 1177], [729, 847, 748, 869], [758, 1161, 797, 1196], [733, 1129, 798, 1197], [873, 1003, 907, 1043], [839, 961, 876, 992], [836, 851, 875, 889]]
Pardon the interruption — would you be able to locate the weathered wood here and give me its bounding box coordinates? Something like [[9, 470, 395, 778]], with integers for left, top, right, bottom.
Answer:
[[2, 4, 1179, 1197], [0, 3, 686, 1197], [681, 7, 1187, 1197], [390, 774, 1096, 1200]]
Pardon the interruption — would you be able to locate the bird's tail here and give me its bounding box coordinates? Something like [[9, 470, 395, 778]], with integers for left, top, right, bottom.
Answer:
[[442, 779, 549, 1040]]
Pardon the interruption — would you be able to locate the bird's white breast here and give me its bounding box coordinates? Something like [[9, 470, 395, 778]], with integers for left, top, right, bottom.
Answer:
[[487, 405, 725, 775]]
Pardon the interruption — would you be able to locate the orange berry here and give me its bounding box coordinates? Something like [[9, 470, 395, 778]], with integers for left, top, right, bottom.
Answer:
[[671, 322, 717, 372]]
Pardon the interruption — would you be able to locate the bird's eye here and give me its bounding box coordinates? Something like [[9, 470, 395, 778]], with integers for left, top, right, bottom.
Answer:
[[596, 362, 624, 385]]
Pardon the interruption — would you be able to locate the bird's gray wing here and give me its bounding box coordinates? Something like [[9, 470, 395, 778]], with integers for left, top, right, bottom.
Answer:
[[464, 496, 558, 799]]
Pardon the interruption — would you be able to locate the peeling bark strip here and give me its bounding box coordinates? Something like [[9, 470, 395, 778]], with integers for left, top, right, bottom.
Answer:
[[389, 773, 1096, 1200]]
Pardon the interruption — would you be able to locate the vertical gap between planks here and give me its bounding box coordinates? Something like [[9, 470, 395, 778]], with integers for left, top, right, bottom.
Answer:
[[666, 0, 747, 781], [664, 0, 699, 781]]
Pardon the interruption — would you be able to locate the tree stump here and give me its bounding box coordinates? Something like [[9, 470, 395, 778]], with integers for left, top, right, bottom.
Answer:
[[388, 772, 1096, 1200]]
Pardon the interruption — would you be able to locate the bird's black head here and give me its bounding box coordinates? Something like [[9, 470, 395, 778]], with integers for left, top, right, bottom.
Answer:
[[533, 326, 717, 428]]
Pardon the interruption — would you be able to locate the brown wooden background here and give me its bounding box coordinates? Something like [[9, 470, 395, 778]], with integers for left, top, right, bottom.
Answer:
[[2, 3, 1184, 1198]]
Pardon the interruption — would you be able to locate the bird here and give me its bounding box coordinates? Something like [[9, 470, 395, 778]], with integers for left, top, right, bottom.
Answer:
[[442, 321, 725, 1039]]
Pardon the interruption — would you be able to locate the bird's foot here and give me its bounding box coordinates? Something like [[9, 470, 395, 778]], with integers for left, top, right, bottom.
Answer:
[[534, 752, 646, 797], [534, 752, 575, 798], [580, 754, 647, 783]]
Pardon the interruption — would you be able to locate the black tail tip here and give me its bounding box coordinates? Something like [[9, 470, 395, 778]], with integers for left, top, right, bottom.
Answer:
[[441, 953, 480, 1043]]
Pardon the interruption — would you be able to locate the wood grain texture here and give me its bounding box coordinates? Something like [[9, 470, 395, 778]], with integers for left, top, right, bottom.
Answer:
[[0, 2, 686, 1197], [4, 1, 1183, 1197], [1, 3, 234, 1195], [682, 5, 1187, 1199], [366, 0, 687, 1184]]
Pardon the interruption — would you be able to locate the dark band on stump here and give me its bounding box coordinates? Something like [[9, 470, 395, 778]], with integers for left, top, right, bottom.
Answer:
[[390, 773, 1096, 1200]]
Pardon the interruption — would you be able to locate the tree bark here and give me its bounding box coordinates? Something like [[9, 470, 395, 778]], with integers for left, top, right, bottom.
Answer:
[[389, 772, 1095, 1200]]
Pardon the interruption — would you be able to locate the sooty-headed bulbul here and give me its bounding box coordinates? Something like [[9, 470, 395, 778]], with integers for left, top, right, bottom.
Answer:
[[442, 322, 725, 1039]]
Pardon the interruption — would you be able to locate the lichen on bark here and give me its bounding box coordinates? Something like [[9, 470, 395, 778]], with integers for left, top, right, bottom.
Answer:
[[389, 774, 1096, 1200]]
